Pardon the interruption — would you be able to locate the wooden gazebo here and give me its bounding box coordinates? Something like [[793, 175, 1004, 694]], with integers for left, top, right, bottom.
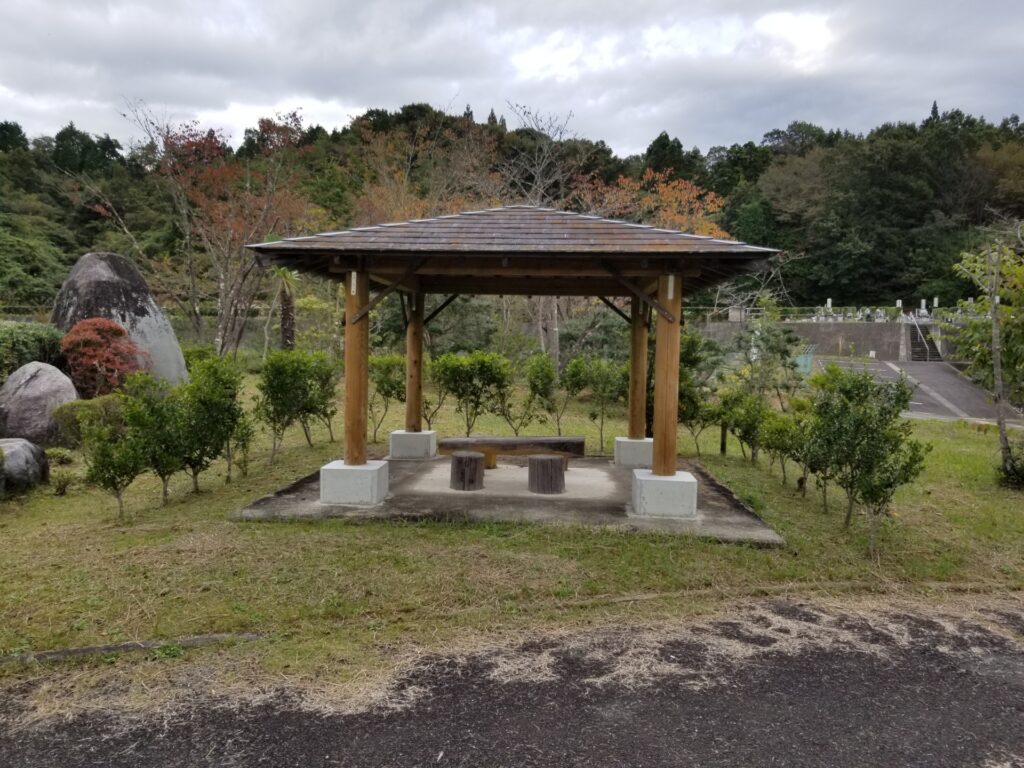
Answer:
[[248, 205, 775, 513]]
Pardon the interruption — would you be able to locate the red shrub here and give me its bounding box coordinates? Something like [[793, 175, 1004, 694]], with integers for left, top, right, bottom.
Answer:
[[60, 318, 147, 398]]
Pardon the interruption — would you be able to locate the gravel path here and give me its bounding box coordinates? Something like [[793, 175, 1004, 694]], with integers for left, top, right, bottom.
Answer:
[[3, 598, 1023, 767]]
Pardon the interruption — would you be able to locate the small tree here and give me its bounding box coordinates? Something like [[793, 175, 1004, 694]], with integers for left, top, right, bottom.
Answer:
[[229, 411, 256, 479], [431, 351, 512, 436], [719, 389, 767, 463], [677, 329, 723, 455], [178, 357, 242, 491], [858, 433, 930, 556], [496, 357, 545, 436], [255, 350, 309, 460], [563, 356, 626, 453], [368, 354, 406, 442], [301, 352, 340, 443], [422, 357, 450, 431], [528, 353, 583, 436], [262, 266, 301, 360], [80, 411, 146, 522], [809, 363, 930, 533], [761, 410, 800, 484], [120, 373, 186, 504], [953, 225, 1024, 487], [60, 318, 147, 398]]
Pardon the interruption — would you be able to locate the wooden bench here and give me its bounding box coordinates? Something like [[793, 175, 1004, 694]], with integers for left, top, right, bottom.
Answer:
[[438, 436, 585, 469]]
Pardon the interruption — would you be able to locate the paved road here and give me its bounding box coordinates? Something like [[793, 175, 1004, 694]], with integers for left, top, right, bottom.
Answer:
[[3, 599, 1023, 767], [817, 359, 1019, 424]]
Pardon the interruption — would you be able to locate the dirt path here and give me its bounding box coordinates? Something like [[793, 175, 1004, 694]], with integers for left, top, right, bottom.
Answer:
[[3, 597, 1023, 767]]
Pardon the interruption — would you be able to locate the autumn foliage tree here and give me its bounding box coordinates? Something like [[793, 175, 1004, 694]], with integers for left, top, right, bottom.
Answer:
[[127, 103, 323, 354], [574, 168, 729, 237], [60, 318, 146, 398]]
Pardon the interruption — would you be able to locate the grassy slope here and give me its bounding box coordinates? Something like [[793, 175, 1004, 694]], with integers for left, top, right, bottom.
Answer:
[[1, 389, 1021, 686]]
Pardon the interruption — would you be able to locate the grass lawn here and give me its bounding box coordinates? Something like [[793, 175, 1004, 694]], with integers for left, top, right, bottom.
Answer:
[[1, 384, 1022, 707]]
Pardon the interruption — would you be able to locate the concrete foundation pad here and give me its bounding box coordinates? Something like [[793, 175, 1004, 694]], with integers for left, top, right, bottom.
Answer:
[[614, 437, 653, 468], [630, 469, 698, 519], [237, 457, 783, 545], [388, 430, 438, 460], [320, 460, 388, 505]]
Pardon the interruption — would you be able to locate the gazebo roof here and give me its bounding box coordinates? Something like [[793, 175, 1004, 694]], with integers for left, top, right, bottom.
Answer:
[[248, 205, 776, 297]]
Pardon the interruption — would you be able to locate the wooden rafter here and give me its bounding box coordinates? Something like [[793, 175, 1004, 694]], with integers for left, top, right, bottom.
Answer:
[[600, 261, 676, 323], [598, 296, 630, 324], [350, 257, 427, 324], [424, 294, 458, 326]]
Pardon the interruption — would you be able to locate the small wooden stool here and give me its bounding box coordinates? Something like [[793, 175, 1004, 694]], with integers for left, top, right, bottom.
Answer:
[[528, 454, 566, 494], [450, 451, 485, 491]]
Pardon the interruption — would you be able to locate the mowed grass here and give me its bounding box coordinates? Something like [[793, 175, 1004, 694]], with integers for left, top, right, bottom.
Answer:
[[1, 382, 1022, 687]]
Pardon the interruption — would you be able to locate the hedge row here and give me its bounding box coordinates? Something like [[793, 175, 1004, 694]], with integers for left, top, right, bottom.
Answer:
[[0, 320, 63, 380]]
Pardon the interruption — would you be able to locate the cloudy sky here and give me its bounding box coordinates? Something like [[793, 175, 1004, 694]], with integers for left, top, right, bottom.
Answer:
[[1, 0, 1020, 156]]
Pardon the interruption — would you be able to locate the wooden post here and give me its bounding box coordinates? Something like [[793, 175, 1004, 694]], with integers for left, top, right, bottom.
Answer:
[[344, 271, 369, 465], [652, 274, 683, 476], [628, 297, 648, 440], [405, 292, 424, 432]]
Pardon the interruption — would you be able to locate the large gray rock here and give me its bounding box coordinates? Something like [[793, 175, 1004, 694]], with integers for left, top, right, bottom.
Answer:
[[0, 438, 49, 493], [0, 362, 78, 446], [51, 252, 188, 384]]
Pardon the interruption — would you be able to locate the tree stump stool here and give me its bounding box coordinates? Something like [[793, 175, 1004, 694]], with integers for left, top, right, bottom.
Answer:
[[528, 454, 566, 495], [450, 451, 485, 491]]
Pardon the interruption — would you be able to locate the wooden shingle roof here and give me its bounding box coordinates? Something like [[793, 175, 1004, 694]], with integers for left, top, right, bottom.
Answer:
[[247, 205, 776, 297]]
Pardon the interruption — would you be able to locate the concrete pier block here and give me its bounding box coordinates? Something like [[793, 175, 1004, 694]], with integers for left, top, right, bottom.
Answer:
[[320, 460, 389, 505], [614, 437, 654, 468], [388, 430, 438, 460], [630, 469, 698, 519]]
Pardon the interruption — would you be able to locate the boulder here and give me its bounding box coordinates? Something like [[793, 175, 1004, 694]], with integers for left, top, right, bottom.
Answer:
[[51, 252, 188, 384], [0, 438, 49, 493], [0, 362, 78, 446]]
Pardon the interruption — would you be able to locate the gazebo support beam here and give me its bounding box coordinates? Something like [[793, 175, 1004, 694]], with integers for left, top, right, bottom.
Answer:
[[389, 291, 439, 460], [320, 270, 389, 506], [345, 271, 370, 465], [628, 298, 649, 440], [405, 292, 424, 432], [630, 272, 697, 519], [614, 297, 654, 468], [652, 274, 682, 476]]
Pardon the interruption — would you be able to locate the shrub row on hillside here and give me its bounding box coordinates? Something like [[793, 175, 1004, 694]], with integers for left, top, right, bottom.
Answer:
[[0, 320, 63, 380]]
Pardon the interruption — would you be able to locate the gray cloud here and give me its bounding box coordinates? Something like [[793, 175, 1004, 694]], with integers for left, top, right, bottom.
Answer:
[[0, 0, 1020, 155]]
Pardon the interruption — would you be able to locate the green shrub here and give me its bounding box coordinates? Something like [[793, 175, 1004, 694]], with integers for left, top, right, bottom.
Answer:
[[256, 350, 311, 460], [181, 344, 215, 373], [52, 395, 122, 448], [368, 354, 405, 442], [45, 447, 75, 466], [51, 469, 74, 496], [228, 411, 257, 479], [81, 415, 146, 522], [0, 320, 63, 380], [431, 351, 512, 437], [178, 357, 242, 492], [121, 373, 187, 504], [563, 356, 627, 453], [302, 353, 340, 443], [255, 350, 337, 458]]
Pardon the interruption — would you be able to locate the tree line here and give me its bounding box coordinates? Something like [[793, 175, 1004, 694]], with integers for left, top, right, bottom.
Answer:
[[2, 100, 1023, 340]]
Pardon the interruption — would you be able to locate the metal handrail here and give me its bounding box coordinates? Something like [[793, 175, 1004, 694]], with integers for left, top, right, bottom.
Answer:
[[909, 314, 932, 362]]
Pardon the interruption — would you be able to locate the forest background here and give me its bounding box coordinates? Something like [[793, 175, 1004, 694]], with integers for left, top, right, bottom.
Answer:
[[1, 100, 1023, 362]]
